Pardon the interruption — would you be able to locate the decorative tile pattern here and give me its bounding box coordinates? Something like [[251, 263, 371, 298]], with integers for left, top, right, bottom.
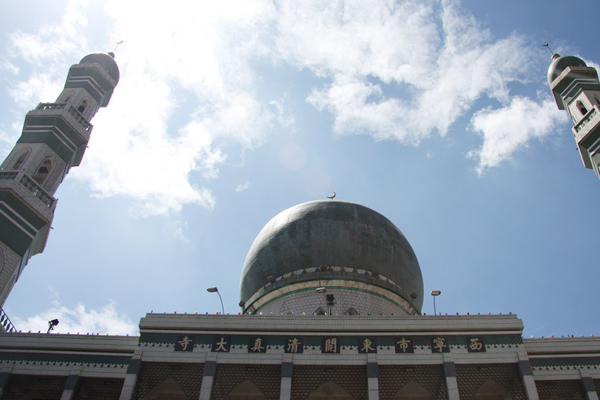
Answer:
[[291, 365, 367, 400], [73, 377, 124, 399], [535, 379, 585, 400], [455, 364, 527, 399], [379, 365, 447, 400], [133, 362, 203, 400], [211, 364, 280, 400], [3, 374, 66, 400]]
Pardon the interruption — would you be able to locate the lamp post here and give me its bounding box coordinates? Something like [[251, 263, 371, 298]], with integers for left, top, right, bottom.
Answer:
[[207, 287, 224, 315], [315, 287, 335, 315], [47, 319, 59, 334], [431, 290, 441, 316]]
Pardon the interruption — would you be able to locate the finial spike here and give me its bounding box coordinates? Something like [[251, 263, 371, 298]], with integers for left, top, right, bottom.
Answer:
[[110, 40, 124, 57]]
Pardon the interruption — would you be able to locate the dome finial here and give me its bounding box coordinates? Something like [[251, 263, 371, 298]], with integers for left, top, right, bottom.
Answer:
[[109, 40, 124, 59], [543, 42, 559, 60]]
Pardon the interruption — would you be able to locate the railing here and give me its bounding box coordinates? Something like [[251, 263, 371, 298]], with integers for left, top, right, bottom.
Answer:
[[0, 307, 16, 333], [574, 107, 598, 133], [0, 171, 18, 180], [35, 103, 92, 132], [67, 105, 92, 131], [19, 174, 55, 208], [36, 102, 67, 111]]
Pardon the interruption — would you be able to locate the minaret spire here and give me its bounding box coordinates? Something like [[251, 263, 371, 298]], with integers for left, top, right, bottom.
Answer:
[[0, 53, 119, 307]]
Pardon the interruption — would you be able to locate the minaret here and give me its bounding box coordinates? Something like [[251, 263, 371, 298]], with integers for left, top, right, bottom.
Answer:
[[548, 52, 600, 180], [0, 53, 119, 306]]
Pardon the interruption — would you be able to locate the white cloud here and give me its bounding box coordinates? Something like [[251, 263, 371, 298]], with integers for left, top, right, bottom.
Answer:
[[467, 96, 567, 174], [235, 181, 251, 192], [12, 301, 138, 336], [274, 0, 534, 146]]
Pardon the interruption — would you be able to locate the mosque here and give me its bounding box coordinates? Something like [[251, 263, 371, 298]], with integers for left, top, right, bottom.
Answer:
[[0, 53, 598, 399]]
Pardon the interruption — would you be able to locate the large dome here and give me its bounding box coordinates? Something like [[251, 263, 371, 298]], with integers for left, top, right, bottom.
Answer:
[[239, 200, 424, 315]]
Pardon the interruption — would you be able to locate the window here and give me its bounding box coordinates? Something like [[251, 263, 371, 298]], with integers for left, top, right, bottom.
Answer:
[[577, 100, 588, 115], [63, 91, 74, 103], [32, 158, 53, 185], [345, 308, 359, 315], [11, 148, 30, 170], [314, 307, 326, 315], [394, 381, 433, 399], [78, 99, 88, 114]]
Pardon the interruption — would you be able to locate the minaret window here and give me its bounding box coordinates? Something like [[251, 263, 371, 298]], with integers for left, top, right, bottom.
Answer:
[[345, 307, 359, 315], [62, 91, 74, 103], [314, 307, 326, 315], [577, 100, 588, 115], [77, 99, 88, 114], [11, 148, 30, 170], [32, 158, 53, 185]]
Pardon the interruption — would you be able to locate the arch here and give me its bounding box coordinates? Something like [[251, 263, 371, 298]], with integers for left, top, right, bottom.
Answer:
[[142, 378, 186, 400], [308, 381, 353, 399], [394, 381, 433, 399], [314, 307, 326, 315], [577, 100, 588, 115], [78, 98, 89, 114], [226, 380, 265, 400], [11, 148, 30, 170], [32, 157, 54, 185], [345, 307, 359, 315], [473, 379, 511, 400]]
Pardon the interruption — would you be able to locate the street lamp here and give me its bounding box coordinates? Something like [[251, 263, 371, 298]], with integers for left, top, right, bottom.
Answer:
[[431, 290, 441, 316], [47, 319, 59, 334], [315, 287, 335, 315], [207, 287, 224, 315]]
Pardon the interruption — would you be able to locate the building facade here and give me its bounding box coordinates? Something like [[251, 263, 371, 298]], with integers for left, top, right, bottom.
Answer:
[[0, 56, 598, 399], [0, 200, 598, 399]]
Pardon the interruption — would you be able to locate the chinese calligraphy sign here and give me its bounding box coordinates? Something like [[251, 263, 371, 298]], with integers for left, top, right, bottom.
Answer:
[[174, 335, 195, 352], [321, 337, 340, 353], [212, 336, 231, 352]]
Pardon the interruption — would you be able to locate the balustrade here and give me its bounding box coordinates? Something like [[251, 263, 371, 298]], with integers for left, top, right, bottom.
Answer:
[[0, 307, 16, 333], [19, 174, 54, 208]]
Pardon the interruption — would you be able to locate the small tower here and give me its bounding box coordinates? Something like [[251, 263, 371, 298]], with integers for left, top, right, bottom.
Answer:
[[548, 53, 600, 180], [0, 53, 119, 306]]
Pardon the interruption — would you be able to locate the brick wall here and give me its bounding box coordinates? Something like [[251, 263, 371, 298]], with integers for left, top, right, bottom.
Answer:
[[133, 362, 203, 400], [291, 365, 367, 400], [456, 364, 527, 399]]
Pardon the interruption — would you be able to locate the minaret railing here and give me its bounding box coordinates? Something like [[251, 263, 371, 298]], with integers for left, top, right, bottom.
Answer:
[[0, 170, 56, 209], [0, 307, 16, 333]]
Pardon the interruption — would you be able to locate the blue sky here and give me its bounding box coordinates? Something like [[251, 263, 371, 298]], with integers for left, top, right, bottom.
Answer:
[[0, 0, 599, 337]]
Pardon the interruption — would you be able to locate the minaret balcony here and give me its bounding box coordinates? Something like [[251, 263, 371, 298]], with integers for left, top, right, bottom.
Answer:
[[0, 170, 57, 215], [572, 105, 600, 169], [34, 102, 92, 132]]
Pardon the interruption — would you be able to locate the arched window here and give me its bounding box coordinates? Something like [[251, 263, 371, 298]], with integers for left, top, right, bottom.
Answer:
[[345, 308, 359, 315], [473, 379, 509, 400], [577, 100, 588, 115], [142, 378, 186, 400], [78, 99, 89, 114], [62, 91, 74, 103], [226, 380, 265, 400], [394, 381, 433, 399], [308, 382, 353, 400], [314, 307, 326, 315], [32, 158, 53, 185], [11, 148, 30, 170]]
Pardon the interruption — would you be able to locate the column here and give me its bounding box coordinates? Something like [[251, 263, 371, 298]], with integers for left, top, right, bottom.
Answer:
[[119, 356, 142, 400], [443, 354, 459, 400], [60, 374, 79, 400], [580, 370, 599, 400], [280, 360, 293, 400], [199, 353, 217, 400], [366, 358, 379, 400], [0, 371, 10, 397], [518, 359, 539, 400]]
